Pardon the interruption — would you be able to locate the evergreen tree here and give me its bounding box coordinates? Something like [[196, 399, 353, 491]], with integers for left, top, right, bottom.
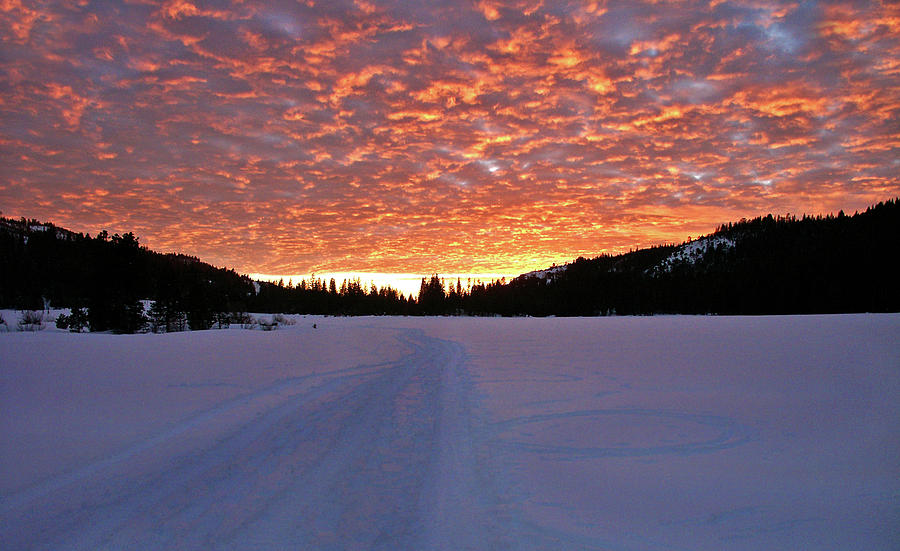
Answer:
[[418, 275, 446, 314]]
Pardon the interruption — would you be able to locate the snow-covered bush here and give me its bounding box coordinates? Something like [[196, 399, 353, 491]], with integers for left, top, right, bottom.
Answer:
[[231, 312, 256, 330], [56, 307, 89, 332], [273, 314, 296, 326], [0, 313, 8, 332], [230, 311, 252, 325], [234, 313, 294, 331], [18, 310, 45, 331], [213, 312, 231, 329], [258, 316, 278, 331]]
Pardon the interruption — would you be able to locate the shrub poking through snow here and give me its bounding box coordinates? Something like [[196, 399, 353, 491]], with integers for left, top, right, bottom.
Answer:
[[18, 310, 45, 331], [0, 312, 8, 332]]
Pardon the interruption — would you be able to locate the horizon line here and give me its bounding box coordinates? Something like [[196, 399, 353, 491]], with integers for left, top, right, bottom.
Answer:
[[248, 271, 519, 299]]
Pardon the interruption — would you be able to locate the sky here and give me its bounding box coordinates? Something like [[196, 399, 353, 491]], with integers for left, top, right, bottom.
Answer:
[[2, 1, 899, 287]]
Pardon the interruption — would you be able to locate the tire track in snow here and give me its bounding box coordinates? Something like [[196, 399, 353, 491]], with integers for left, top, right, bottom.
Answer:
[[417, 332, 489, 550], [0, 328, 506, 550]]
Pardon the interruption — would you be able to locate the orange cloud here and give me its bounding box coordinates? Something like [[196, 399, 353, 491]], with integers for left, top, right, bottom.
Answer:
[[0, 1, 897, 278]]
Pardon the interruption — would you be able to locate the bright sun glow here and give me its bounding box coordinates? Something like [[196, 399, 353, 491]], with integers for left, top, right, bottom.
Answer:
[[248, 272, 515, 298]]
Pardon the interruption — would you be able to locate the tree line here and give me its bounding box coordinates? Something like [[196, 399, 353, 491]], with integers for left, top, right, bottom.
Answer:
[[1, 198, 897, 332]]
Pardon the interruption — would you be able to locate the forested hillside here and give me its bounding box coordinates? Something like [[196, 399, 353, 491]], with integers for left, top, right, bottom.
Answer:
[[0, 218, 416, 331], [0, 221, 257, 330], [471, 198, 900, 316]]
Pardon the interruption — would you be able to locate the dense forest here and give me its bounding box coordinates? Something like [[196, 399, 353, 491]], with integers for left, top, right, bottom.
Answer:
[[0, 220, 419, 330], [1, 198, 897, 332], [470, 198, 899, 316]]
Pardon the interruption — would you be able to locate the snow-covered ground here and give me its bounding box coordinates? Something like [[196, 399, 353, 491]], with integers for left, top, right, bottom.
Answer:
[[1, 315, 898, 550], [521, 264, 569, 281], [651, 235, 734, 274]]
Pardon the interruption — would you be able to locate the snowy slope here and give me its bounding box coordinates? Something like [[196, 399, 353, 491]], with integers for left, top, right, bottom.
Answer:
[[519, 233, 735, 282], [2, 315, 899, 550], [520, 264, 569, 281], [651, 234, 734, 273]]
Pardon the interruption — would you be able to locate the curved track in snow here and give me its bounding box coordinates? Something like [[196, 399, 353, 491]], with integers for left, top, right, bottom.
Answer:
[[1, 329, 508, 550], [4, 315, 899, 550]]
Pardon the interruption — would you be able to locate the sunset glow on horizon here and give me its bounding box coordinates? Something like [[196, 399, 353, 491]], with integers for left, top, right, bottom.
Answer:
[[250, 272, 513, 298], [2, 1, 898, 279]]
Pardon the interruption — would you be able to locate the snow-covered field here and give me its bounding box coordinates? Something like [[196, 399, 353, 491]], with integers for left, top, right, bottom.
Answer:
[[1, 314, 898, 550]]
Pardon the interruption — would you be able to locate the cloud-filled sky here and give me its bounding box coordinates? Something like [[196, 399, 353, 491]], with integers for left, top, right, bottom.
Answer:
[[2, 0, 898, 278]]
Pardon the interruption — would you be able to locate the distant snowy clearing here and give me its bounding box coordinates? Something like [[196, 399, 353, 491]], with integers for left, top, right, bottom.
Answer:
[[2, 315, 898, 550]]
